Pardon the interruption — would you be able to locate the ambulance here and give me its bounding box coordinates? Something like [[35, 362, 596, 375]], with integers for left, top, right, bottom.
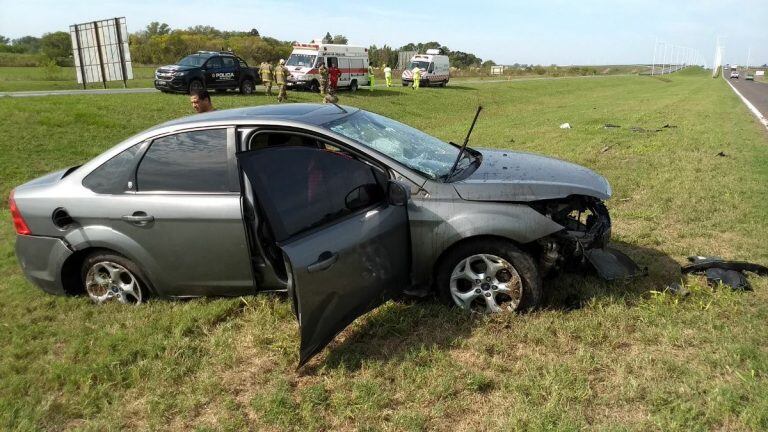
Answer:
[[402, 49, 450, 87], [285, 42, 370, 92]]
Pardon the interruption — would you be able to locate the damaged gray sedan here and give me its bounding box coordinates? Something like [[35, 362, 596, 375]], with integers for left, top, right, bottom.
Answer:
[[11, 104, 637, 365]]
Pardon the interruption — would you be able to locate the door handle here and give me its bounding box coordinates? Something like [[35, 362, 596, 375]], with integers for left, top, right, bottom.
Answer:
[[121, 212, 154, 225], [307, 251, 338, 273]]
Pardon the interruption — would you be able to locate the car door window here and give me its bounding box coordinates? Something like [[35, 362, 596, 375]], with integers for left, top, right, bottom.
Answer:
[[241, 146, 386, 241], [206, 57, 223, 69], [137, 129, 230, 192], [222, 57, 235, 69], [82, 143, 143, 194]]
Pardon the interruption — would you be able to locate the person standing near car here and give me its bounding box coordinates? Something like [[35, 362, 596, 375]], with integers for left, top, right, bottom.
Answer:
[[190, 90, 214, 113], [383, 64, 392, 87], [368, 62, 375, 91], [259, 61, 273, 96], [329, 64, 341, 93], [412, 66, 421, 89], [275, 59, 289, 103], [318, 61, 329, 97]]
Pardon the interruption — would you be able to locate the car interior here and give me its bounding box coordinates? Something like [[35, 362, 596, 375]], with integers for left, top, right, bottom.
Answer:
[[240, 130, 389, 287]]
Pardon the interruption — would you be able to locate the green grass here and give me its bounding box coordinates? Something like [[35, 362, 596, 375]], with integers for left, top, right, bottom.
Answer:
[[0, 66, 156, 92], [1, 68, 767, 431]]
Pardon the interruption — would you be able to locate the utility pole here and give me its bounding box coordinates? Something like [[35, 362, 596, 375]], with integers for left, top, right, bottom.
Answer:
[[746, 47, 751, 73], [652, 38, 658, 75]]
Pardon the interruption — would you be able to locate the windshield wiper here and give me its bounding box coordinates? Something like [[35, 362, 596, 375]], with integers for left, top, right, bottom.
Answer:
[[445, 106, 482, 181]]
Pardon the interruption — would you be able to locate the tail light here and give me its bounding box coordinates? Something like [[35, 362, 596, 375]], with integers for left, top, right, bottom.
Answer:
[[9, 190, 31, 235]]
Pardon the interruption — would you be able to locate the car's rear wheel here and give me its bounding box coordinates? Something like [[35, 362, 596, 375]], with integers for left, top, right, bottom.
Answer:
[[349, 80, 358, 92], [309, 79, 320, 93], [240, 79, 255, 95], [81, 252, 149, 305], [436, 239, 541, 313]]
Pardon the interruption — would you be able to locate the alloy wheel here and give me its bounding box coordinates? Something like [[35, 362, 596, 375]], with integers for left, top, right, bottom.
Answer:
[[85, 261, 143, 305], [449, 254, 523, 313]]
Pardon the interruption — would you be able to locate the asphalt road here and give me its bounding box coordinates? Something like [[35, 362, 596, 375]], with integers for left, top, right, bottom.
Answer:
[[727, 76, 768, 118]]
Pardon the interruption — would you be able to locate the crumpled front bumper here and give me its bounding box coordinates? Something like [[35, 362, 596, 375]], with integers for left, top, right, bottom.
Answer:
[[15, 235, 73, 295]]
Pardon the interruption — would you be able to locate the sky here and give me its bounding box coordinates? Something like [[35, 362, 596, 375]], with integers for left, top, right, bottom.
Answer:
[[1, 0, 766, 66]]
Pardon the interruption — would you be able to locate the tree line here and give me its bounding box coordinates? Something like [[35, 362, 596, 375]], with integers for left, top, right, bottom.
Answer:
[[0, 23, 493, 69]]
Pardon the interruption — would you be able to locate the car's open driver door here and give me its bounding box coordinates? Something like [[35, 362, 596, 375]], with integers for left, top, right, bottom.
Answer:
[[238, 147, 411, 366]]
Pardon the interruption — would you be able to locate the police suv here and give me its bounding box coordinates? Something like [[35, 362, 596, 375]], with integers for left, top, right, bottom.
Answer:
[[154, 51, 260, 94]]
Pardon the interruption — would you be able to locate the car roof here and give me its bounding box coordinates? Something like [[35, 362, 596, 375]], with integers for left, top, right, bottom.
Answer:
[[155, 103, 361, 130]]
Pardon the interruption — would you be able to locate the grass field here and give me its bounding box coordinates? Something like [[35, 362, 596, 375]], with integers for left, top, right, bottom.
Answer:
[[0, 66, 156, 92], [0, 65, 640, 93], [1, 68, 767, 431]]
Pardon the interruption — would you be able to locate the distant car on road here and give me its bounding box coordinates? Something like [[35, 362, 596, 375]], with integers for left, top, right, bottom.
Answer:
[[745, 73, 754, 81], [154, 51, 259, 94], [730, 71, 740, 79]]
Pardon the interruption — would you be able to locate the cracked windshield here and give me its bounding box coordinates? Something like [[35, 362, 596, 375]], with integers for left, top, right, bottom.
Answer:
[[324, 110, 470, 180]]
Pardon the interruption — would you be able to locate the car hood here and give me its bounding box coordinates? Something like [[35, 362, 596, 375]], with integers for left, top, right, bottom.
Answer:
[[453, 149, 611, 202], [156, 64, 197, 73]]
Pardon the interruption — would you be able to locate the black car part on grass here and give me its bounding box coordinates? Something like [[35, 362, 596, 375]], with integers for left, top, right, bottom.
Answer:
[[585, 247, 647, 281], [681, 256, 768, 291]]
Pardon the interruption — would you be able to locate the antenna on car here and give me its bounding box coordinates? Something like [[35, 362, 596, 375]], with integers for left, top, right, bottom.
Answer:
[[331, 103, 348, 113], [447, 105, 483, 179]]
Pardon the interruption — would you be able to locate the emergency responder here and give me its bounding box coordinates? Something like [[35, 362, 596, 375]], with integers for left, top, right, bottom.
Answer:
[[412, 66, 421, 89], [324, 63, 341, 104], [275, 59, 289, 102], [383, 64, 392, 87], [318, 61, 329, 96], [329, 64, 341, 93], [259, 61, 273, 96], [368, 62, 375, 91]]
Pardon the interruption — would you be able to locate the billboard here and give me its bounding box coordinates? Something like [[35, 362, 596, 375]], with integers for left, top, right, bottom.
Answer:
[[70, 17, 133, 88]]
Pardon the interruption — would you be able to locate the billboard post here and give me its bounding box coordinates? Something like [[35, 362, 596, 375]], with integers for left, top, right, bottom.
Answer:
[[70, 17, 133, 89]]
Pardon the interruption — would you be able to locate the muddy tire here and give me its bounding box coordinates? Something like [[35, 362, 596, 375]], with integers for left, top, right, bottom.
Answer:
[[81, 251, 152, 305], [436, 238, 541, 313]]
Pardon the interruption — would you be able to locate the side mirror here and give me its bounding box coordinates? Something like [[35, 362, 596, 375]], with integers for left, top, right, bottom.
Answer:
[[345, 184, 383, 211], [388, 181, 411, 206]]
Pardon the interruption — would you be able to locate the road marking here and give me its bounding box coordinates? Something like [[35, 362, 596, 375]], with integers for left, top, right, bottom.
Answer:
[[723, 77, 768, 131]]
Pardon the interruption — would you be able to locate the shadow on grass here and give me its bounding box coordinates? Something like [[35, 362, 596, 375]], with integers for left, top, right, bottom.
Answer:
[[310, 241, 679, 372]]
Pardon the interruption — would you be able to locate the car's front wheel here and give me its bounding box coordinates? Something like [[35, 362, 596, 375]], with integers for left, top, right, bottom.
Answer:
[[188, 79, 204, 94], [436, 239, 541, 313], [81, 252, 149, 305]]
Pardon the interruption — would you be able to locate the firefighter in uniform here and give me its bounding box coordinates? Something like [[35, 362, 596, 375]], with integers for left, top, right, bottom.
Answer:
[[275, 59, 289, 102], [412, 66, 421, 89], [318, 61, 329, 96], [259, 61, 273, 96], [368, 63, 375, 91], [383, 64, 392, 87]]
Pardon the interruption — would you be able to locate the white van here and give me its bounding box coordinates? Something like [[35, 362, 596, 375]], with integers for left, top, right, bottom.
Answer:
[[285, 42, 370, 92], [402, 49, 450, 87]]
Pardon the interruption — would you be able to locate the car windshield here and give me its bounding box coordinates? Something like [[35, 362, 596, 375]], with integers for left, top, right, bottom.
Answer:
[[178, 55, 208, 67], [409, 61, 430, 70], [323, 111, 474, 180], [286, 54, 316, 67]]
